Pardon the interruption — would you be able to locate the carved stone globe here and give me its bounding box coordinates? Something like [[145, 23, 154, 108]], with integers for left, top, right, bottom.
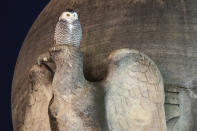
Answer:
[[12, 0, 197, 131]]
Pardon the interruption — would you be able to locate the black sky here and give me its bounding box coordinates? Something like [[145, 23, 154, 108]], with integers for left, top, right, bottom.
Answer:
[[4, 0, 50, 130]]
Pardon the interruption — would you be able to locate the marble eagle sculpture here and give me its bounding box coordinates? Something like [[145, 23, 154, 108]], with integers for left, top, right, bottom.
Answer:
[[29, 9, 166, 131]]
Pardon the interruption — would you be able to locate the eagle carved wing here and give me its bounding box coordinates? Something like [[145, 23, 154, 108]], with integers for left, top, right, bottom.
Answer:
[[103, 49, 167, 131]]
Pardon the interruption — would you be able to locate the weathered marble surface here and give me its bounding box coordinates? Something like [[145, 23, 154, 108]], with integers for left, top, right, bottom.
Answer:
[[12, 0, 197, 130], [15, 45, 166, 131]]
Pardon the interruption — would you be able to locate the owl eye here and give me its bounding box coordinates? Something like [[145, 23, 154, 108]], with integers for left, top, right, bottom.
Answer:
[[67, 14, 70, 17]]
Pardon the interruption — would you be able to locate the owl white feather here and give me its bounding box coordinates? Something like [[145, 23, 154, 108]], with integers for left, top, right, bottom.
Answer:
[[54, 9, 82, 47]]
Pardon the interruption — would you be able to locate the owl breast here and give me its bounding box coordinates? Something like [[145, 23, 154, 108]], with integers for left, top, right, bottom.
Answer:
[[54, 20, 82, 47]]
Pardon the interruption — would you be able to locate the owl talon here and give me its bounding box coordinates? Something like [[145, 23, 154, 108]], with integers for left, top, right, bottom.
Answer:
[[37, 53, 50, 65], [37, 57, 47, 65], [65, 48, 71, 57], [68, 62, 72, 67]]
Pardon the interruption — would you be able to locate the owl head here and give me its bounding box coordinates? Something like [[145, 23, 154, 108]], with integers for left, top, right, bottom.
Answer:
[[59, 9, 78, 23]]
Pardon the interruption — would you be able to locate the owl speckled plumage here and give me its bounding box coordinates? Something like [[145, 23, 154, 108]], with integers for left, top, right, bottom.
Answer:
[[54, 9, 82, 47]]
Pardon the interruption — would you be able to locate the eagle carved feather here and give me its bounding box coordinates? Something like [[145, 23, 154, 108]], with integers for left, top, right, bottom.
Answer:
[[27, 10, 167, 131]]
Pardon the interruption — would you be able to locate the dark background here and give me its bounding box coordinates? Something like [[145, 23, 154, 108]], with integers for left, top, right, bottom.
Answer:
[[3, 0, 50, 130]]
